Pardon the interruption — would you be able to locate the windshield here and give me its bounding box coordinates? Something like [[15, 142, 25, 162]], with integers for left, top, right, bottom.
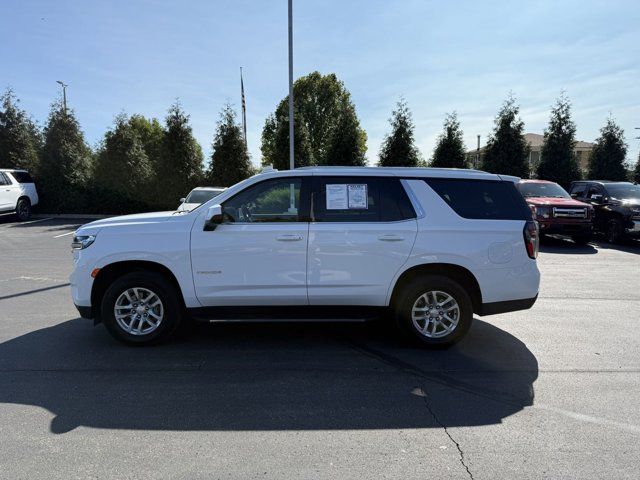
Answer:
[[605, 184, 640, 200], [185, 190, 223, 204], [517, 182, 570, 199]]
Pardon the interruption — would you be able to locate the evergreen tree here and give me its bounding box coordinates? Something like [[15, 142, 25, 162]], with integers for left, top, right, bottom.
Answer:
[[261, 72, 366, 168], [633, 152, 640, 184], [481, 95, 530, 178], [93, 113, 159, 209], [39, 101, 93, 212], [536, 94, 581, 188], [378, 97, 421, 167], [431, 112, 467, 168], [325, 102, 367, 166], [0, 88, 41, 174], [155, 101, 204, 209], [207, 104, 253, 187], [588, 117, 628, 181]]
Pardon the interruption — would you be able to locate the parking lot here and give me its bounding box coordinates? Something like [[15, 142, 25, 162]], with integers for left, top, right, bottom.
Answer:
[[0, 215, 639, 479]]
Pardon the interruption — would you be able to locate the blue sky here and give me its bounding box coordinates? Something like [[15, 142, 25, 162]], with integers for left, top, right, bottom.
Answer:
[[2, 0, 639, 166]]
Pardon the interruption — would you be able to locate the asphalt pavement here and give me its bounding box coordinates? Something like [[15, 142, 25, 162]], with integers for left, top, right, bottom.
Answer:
[[0, 213, 639, 479]]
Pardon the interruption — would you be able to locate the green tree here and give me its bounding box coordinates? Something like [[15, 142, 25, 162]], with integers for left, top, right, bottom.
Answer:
[[588, 117, 628, 181], [481, 95, 530, 178], [93, 113, 161, 210], [633, 152, 640, 184], [378, 97, 421, 167], [39, 101, 93, 212], [536, 94, 581, 188], [261, 71, 367, 168], [155, 101, 204, 209], [207, 104, 253, 187], [431, 112, 467, 168], [0, 88, 42, 174], [325, 103, 367, 166]]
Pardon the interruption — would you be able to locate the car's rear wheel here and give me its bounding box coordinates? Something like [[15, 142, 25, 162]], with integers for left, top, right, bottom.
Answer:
[[395, 275, 473, 348], [16, 198, 31, 221], [101, 271, 182, 345]]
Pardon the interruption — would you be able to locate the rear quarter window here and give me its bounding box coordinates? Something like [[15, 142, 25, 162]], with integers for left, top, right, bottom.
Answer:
[[425, 178, 530, 220], [9, 171, 34, 183]]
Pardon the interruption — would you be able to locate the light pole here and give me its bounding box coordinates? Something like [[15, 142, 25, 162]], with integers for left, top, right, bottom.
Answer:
[[288, 0, 294, 170], [56, 80, 68, 115]]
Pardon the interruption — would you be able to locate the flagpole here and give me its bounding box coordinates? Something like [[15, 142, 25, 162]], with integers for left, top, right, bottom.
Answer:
[[240, 67, 248, 150], [288, 0, 294, 170]]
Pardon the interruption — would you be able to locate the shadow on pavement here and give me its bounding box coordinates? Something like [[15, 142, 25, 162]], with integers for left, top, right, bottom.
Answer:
[[0, 318, 538, 434], [540, 234, 640, 255]]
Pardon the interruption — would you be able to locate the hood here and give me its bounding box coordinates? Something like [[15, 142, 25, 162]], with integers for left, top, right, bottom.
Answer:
[[80, 211, 177, 230], [525, 197, 589, 207]]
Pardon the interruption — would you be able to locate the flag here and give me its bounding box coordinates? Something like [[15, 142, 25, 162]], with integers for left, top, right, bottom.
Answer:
[[240, 67, 247, 150]]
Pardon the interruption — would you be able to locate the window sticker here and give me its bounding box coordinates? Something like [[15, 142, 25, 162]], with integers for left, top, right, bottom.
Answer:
[[326, 184, 348, 210], [326, 184, 368, 210], [347, 184, 368, 209]]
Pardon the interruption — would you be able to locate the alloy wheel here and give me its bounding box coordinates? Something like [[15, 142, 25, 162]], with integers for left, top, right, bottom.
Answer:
[[411, 290, 460, 338], [114, 287, 164, 336]]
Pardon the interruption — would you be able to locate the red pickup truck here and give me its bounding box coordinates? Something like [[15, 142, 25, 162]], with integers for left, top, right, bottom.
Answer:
[[517, 179, 594, 244]]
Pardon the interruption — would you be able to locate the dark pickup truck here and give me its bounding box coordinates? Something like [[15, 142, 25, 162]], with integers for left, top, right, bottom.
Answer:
[[569, 181, 640, 243]]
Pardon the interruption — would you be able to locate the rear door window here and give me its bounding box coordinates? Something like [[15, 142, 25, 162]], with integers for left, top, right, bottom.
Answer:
[[312, 176, 415, 222], [0, 173, 8, 186], [9, 171, 34, 183], [425, 178, 530, 220]]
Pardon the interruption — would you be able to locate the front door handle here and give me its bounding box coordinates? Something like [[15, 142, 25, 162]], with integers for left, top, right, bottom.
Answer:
[[378, 234, 404, 241], [276, 234, 303, 242]]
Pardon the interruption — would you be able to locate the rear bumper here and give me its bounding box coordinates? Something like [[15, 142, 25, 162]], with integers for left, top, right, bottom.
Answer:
[[479, 295, 538, 316]]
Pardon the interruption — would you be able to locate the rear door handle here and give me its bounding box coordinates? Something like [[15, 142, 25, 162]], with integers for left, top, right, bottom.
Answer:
[[378, 234, 404, 241], [276, 234, 303, 241]]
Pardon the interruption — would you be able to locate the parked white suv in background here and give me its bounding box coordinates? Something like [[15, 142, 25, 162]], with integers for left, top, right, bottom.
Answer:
[[0, 169, 39, 221], [177, 186, 225, 212], [70, 167, 540, 347]]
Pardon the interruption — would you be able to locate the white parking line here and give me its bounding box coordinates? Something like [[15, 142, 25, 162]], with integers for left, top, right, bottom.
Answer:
[[17, 217, 54, 225], [53, 231, 75, 238]]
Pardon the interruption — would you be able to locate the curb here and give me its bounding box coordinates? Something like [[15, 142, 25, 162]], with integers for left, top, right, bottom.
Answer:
[[33, 213, 112, 220]]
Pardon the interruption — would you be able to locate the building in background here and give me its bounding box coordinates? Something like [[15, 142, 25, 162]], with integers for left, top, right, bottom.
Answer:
[[466, 133, 595, 177]]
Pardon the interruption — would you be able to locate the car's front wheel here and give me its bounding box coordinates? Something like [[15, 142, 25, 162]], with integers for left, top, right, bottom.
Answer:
[[395, 275, 473, 348], [101, 271, 182, 345], [16, 198, 31, 221]]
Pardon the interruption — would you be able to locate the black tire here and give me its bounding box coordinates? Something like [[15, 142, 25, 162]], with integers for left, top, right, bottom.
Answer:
[[15, 198, 31, 221], [101, 271, 182, 345], [394, 275, 473, 349], [571, 233, 592, 245], [606, 220, 623, 244]]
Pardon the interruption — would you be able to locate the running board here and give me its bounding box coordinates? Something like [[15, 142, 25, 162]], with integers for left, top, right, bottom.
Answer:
[[187, 305, 388, 323]]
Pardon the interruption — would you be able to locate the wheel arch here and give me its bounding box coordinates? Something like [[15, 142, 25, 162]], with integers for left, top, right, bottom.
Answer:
[[389, 263, 483, 314], [16, 195, 31, 207], [91, 260, 185, 321]]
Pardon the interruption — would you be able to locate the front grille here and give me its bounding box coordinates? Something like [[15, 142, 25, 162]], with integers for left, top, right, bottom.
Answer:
[[553, 207, 587, 219]]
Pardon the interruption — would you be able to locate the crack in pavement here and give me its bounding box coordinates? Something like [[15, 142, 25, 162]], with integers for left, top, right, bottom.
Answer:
[[415, 386, 474, 480]]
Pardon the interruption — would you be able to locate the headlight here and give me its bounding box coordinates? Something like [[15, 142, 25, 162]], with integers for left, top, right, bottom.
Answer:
[[533, 206, 551, 219], [71, 235, 96, 250]]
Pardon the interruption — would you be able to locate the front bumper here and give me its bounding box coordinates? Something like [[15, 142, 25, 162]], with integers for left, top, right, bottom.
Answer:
[[538, 221, 592, 236], [624, 220, 640, 237], [74, 303, 94, 319]]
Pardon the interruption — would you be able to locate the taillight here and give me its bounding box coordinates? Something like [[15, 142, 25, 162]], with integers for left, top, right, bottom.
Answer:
[[523, 220, 539, 259]]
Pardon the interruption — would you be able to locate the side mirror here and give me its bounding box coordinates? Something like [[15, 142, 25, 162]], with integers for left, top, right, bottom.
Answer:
[[179, 197, 186, 203], [204, 205, 223, 231], [570, 193, 578, 198]]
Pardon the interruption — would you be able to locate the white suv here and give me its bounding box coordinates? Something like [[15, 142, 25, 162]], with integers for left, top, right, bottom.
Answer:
[[0, 169, 39, 221], [70, 167, 540, 347]]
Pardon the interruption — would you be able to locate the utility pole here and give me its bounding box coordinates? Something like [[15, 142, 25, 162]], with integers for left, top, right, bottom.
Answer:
[[475, 135, 481, 169], [56, 80, 68, 115], [288, 0, 294, 170]]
